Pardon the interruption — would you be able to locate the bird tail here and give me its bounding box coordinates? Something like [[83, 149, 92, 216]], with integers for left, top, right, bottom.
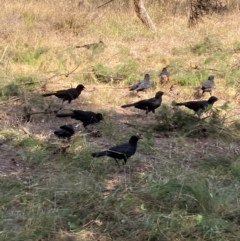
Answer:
[[42, 93, 56, 97], [129, 83, 139, 91], [129, 87, 136, 91], [92, 151, 108, 158], [194, 86, 202, 90], [56, 113, 74, 118], [173, 101, 185, 106], [121, 103, 135, 108], [171, 100, 183, 107], [54, 130, 65, 135]]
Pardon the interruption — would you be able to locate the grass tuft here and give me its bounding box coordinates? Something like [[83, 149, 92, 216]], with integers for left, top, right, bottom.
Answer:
[[190, 36, 223, 55], [11, 45, 49, 66], [154, 103, 235, 139], [0, 82, 22, 100]]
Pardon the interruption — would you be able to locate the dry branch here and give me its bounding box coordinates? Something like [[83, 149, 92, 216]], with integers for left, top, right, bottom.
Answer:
[[133, 0, 156, 31], [98, 0, 114, 9], [189, 0, 228, 27], [0, 97, 21, 106]]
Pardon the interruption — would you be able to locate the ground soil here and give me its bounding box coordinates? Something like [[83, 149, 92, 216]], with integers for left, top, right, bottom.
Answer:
[[1, 85, 239, 179]]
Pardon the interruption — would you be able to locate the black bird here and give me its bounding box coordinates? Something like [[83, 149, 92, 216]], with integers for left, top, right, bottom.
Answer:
[[91, 135, 140, 167], [42, 84, 85, 108], [56, 110, 104, 128], [76, 41, 105, 50], [129, 74, 150, 93], [194, 75, 215, 96], [121, 91, 164, 114], [175, 96, 218, 113], [159, 67, 171, 84], [54, 124, 75, 140]]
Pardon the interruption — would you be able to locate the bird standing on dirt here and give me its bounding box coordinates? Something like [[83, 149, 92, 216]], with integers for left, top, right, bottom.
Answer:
[[174, 96, 218, 113], [42, 84, 85, 108], [91, 135, 140, 167], [129, 74, 151, 93], [194, 75, 215, 96], [56, 110, 104, 128], [159, 67, 171, 84], [121, 91, 164, 114], [54, 124, 75, 140]]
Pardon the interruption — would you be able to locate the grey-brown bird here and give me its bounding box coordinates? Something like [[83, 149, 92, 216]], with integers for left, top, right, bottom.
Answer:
[[129, 74, 151, 93], [194, 75, 215, 96], [159, 67, 171, 84]]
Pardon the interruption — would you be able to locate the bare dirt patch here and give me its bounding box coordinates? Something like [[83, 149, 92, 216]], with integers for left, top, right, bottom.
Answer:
[[0, 143, 24, 176]]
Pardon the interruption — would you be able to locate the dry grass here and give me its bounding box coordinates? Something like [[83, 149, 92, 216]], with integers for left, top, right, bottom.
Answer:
[[1, 1, 240, 240]]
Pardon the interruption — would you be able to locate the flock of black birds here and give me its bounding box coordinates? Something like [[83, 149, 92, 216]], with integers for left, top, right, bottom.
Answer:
[[41, 67, 217, 167]]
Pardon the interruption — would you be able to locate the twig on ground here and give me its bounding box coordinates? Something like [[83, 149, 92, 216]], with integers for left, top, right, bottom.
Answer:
[[0, 97, 21, 106], [98, 0, 114, 8], [20, 127, 33, 136]]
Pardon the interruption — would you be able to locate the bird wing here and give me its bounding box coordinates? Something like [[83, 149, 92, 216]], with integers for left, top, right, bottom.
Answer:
[[109, 143, 136, 156], [202, 80, 214, 89], [135, 97, 159, 108], [54, 128, 72, 137], [159, 68, 169, 77], [136, 79, 150, 90], [92, 143, 135, 159], [184, 101, 208, 111], [68, 88, 81, 99], [129, 81, 140, 91], [54, 129, 66, 135], [194, 86, 202, 90], [53, 89, 70, 99], [59, 125, 75, 134], [55, 88, 72, 94], [72, 110, 89, 121], [72, 110, 96, 123]]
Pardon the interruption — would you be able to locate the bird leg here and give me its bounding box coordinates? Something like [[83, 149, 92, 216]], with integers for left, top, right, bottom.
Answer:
[[145, 107, 149, 115], [114, 159, 120, 168], [60, 100, 64, 110], [83, 125, 92, 133], [45, 102, 52, 112], [123, 156, 128, 166]]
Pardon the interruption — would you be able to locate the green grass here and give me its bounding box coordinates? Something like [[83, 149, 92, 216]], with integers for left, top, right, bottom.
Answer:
[[0, 82, 22, 100], [1, 1, 240, 240], [1, 105, 240, 240], [190, 36, 223, 56], [11, 44, 49, 66]]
